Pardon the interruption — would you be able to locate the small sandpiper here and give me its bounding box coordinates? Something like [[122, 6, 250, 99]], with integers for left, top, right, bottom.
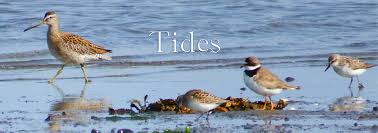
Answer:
[[325, 54, 376, 96], [176, 89, 228, 120], [24, 11, 112, 83], [241, 56, 300, 110]]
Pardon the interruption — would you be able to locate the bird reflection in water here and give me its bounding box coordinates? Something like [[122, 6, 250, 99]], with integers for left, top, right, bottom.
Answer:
[[46, 83, 109, 132], [330, 87, 366, 112], [253, 111, 279, 132], [329, 96, 366, 112]]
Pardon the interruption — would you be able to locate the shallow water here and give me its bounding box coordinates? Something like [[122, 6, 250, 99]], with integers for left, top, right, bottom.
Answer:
[[0, 0, 377, 132]]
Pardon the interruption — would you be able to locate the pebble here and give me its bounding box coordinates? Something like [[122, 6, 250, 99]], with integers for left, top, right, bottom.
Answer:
[[91, 129, 101, 133], [372, 125, 378, 130], [373, 107, 378, 112], [117, 129, 133, 133], [282, 124, 290, 127], [285, 77, 295, 82]]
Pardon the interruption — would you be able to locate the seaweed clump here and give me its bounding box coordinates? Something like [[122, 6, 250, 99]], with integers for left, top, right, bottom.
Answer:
[[109, 95, 289, 114]]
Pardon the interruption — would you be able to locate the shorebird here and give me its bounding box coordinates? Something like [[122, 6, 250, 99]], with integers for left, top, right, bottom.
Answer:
[[241, 56, 300, 110], [325, 54, 376, 96], [176, 89, 228, 120], [24, 11, 112, 83]]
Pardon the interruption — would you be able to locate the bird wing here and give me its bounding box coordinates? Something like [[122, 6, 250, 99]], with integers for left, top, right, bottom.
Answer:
[[254, 67, 298, 90], [190, 90, 227, 104], [343, 56, 376, 70], [60, 32, 112, 55]]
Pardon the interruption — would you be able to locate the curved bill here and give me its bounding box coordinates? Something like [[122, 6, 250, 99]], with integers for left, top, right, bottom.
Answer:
[[24, 21, 43, 32], [324, 63, 331, 72]]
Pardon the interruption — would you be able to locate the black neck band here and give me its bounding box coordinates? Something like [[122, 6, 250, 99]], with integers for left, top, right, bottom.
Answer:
[[244, 67, 260, 77]]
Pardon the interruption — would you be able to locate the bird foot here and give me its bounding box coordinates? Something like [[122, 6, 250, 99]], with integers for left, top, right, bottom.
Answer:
[[85, 79, 92, 83], [358, 83, 364, 90], [47, 80, 54, 84]]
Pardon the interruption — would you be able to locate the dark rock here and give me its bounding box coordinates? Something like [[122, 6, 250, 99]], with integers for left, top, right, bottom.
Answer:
[[91, 129, 101, 133], [373, 107, 378, 112], [354, 123, 358, 127], [284, 117, 289, 121], [117, 129, 133, 133], [285, 77, 295, 82], [111, 128, 117, 133], [91, 116, 101, 121], [240, 87, 246, 91], [282, 124, 290, 127]]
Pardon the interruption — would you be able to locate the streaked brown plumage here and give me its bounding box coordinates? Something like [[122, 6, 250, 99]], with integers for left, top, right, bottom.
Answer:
[[176, 89, 228, 117], [24, 11, 112, 83], [60, 32, 111, 55], [328, 54, 375, 70], [185, 89, 228, 104], [325, 54, 376, 97], [176, 89, 228, 121]]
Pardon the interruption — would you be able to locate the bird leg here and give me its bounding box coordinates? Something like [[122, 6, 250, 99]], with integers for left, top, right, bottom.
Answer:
[[80, 83, 89, 98], [269, 96, 274, 110], [80, 64, 91, 83], [348, 77, 354, 97], [356, 76, 364, 91], [48, 65, 65, 83], [49, 83, 64, 98], [195, 113, 205, 121], [205, 111, 212, 121], [356, 76, 364, 97], [258, 96, 267, 110]]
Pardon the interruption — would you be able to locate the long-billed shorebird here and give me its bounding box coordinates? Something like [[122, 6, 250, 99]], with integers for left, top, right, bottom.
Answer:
[[241, 56, 300, 110], [176, 89, 228, 120], [24, 11, 112, 83], [325, 54, 376, 96]]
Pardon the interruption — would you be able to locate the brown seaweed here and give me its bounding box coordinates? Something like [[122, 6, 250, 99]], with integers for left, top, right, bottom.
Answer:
[[109, 96, 289, 114]]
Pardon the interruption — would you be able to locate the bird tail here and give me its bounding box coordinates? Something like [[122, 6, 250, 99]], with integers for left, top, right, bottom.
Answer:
[[97, 54, 112, 60], [105, 49, 112, 53], [284, 85, 301, 90], [217, 99, 229, 105], [366, 64, 377, 69]]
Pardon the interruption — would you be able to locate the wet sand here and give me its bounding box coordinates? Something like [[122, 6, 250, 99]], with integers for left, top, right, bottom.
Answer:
[[0, 61, 377, 132], [1, 0, 378, 132]]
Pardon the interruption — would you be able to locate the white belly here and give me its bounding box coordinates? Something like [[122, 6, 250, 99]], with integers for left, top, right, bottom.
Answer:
[[243, 73, 282, 96], [332, 65, 366, 78], [186, 100, 220, 113]]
